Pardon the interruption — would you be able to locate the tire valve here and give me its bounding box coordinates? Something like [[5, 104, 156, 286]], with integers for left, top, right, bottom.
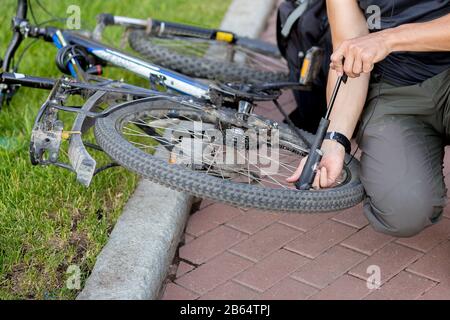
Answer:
[[61, 131, 81, 140], [169, 152, 177, 164]]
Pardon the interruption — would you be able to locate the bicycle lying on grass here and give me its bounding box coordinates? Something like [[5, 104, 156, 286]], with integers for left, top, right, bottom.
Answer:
[[0, 0, 364, 213]]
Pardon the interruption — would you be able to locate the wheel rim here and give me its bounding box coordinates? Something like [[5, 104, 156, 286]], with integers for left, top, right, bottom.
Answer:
[[117, 106, 350, 191]]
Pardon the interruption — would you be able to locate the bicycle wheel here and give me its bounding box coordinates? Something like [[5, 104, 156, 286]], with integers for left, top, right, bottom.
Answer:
[[94, 98, 364, 212], [128, 29, 289, 84]]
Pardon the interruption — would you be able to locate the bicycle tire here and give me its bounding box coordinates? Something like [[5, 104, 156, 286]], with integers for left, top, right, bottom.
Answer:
[[94, 98, 364, 212], [128, 29, 289, 84]]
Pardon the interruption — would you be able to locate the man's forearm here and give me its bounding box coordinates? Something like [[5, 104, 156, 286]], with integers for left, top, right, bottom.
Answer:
[[326, 72, 370, 139], [325, 0, 371, 140], [384, 13, 450, 53]]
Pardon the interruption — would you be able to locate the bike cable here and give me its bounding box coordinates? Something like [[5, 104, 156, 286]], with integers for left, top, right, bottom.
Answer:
[[272, 99, 311, 148], [33, 0, 67, 24]]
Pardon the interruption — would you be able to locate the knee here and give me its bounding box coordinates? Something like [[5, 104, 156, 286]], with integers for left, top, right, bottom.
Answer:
[[363, 189, 442, 238]]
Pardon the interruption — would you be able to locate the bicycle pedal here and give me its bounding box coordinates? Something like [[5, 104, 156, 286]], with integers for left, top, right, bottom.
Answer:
[[30, 120, 64, 165]]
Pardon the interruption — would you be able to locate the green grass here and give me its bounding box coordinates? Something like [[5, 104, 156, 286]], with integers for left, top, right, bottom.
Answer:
[[0, 0, 230, 299]]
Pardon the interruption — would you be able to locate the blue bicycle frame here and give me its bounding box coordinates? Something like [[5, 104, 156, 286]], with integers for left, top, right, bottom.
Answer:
[[51, 28, 210, 99]]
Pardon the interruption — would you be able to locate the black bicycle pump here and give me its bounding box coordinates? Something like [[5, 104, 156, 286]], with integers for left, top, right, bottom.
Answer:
[[295, 73, 348, 190]]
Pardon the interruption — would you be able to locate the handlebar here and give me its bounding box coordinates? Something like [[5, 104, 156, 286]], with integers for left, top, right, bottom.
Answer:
[[16, 0, 28, 19], [2, 0, 28, 72]]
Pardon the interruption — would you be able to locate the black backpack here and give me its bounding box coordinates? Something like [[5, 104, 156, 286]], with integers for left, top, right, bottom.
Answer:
[[276, 0, 332, 133]]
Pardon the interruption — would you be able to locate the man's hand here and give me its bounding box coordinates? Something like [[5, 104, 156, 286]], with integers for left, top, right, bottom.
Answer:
[[330, 31, 393, 78], [286, 140, 346, 189]]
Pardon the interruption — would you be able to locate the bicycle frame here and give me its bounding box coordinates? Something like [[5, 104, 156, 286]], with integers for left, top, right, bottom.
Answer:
[[0, 2, 210, 186], [2, 1, 306, 106], [53, 30, 210, 98], [0, 1, 274, 185], [93, 13, 282, 58], [1, 1, 214, 100]]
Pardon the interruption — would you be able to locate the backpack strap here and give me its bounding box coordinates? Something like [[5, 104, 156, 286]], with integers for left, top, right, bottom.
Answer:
[[281, 0, 311, 38]]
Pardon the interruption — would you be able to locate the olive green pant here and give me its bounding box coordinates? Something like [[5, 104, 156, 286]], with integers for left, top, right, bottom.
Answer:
[[356, 69, 450, 237]]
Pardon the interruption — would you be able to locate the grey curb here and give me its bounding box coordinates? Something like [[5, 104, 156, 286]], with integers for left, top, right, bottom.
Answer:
[[220, 0, 276, 37], [77, 0, 277, 300], [77, 180, 192, 300]]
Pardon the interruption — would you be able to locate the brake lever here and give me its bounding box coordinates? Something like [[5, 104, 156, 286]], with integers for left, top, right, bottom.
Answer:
[[0, 80, 20, 109]]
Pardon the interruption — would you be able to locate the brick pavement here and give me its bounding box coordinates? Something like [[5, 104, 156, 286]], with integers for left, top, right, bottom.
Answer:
[[161, 3, 450, 300]]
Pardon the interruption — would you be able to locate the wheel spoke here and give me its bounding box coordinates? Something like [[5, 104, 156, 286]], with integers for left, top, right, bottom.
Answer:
[[120, 109, 315, 190], [148, 36, 287, 73]]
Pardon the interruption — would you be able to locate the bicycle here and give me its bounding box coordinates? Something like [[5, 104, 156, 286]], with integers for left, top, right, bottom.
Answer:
[[93, 13, 288, 84], [1, 0, 364, 213]]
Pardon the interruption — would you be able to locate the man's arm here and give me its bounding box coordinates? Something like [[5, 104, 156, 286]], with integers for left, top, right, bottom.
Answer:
[[287, 0, 370, 187], [325, 0, 370, 139], [331, 13, 450, 76]]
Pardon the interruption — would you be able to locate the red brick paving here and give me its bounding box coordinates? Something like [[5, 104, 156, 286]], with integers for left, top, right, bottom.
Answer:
[[418, 281, 450, 300], [406, 240, 450, 282], [349, 243, 423, 285], [185, 203, 243, 237], [233, 249, 309, 292], [309, 275, 371, 300], [364, 271, 436, 300], [161, 283, 199, 300], [291, 246, 365, 289], [444, 205, 450, 219], [183, 234, 195, 245], [179, 225, 247, 265], [284, 220, 357, 259], [396, 218, 450, 253], [331, 203, 370, 229], [256, 277, 318, 300], [278, 212, 336, 232], [226, 210, 280, 234], [229, 223, 301, 262], [175, 252, 253, 295], [160, 2, 450, 300], [176, 261, 195, 278], [341, 225, 394, 255], [199, 281, 258, 300]]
